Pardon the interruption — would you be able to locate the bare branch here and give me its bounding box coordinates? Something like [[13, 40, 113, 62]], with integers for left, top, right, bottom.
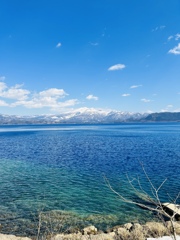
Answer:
[[104, 163, 180, 240]]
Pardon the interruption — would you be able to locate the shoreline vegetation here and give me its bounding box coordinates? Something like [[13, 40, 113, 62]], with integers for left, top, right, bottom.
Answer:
[[0, 220, 180, 240]]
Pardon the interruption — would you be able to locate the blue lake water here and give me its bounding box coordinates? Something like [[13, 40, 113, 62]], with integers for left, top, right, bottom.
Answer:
[[0, 123, 180, 236]]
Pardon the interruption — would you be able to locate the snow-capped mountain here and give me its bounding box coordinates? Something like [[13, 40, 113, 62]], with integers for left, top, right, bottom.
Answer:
[[0, 108, 147, 124], [0, 108, 179, 124]]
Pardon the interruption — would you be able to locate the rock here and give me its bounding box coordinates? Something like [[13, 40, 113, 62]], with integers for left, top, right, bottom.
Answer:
[[124, 222, 133, 231], [83, 225, 97, 235], [0, 234, 32, 240], [117, 227, 128, 235]]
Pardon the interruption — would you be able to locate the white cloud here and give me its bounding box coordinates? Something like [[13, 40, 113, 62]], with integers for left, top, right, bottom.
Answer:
[[3, 88, 30, 100], [86, 94, 99, 100], [141, 98, 152, 103], [0, 100, 8, 106], [168, 43, 180, 55], [12, 96, 78, 110], [39, 88, 67, 98], [175, 33, 180, 40], [0, 82, 30, 100], [161, 104, 174, 112], [108, 64, 126, 71], [122, 93, 130, 97], [0, 81, 79, 111], [0, 76, 5, 81], [130, 85, 142, 89], [56, 42, 62, 48], [52, 99, 79, 110], [14, 88, 69, 108], [0, 82, 7, 92]]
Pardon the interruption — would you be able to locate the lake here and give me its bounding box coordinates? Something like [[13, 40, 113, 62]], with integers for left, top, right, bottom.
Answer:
[[0, 123, 180, 236]]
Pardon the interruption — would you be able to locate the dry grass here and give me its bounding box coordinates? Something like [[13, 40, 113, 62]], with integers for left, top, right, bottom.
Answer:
[[166, 221, 180, 235], [143, 222, 169, 238], [114, 221, 172, 240], [115, 228, 145, 240], [33, 212, 180, 240]]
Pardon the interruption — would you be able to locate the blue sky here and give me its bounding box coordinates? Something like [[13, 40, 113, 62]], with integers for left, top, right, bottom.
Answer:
[[0, 0, 180, 115]]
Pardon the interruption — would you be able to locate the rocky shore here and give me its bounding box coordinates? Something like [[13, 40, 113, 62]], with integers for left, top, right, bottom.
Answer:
[[0, 221, 180, 240]]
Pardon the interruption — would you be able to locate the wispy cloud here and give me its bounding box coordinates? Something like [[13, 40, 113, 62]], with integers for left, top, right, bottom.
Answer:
[[166, 104, 173, 108], [175, 33, 180, 41], [108, 63, 126, 71], [152, 25, 166, 32], [141, 98, 152, 103], [160, 25, 166, 30], [167, 33, 180, 42], [86, 94, 99, 100], [56, 42, 62, 48], [168, 43, 180, 55], [160, 105, 174, 113], [122, 93, 130, 97], [90, 42, 99, 46], [168, 35, 173, 41], [130, 85, 142, 89]]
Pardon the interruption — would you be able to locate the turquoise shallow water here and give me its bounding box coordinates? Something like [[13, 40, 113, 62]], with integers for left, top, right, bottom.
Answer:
[[0, 123, 180, 236]]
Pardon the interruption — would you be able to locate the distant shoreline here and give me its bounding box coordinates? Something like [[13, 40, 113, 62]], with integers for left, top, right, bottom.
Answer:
[[0, 111, 179, 125]]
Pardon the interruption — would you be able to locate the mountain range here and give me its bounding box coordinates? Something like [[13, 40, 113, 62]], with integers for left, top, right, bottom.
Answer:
[[0, 108, 180, 124]]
